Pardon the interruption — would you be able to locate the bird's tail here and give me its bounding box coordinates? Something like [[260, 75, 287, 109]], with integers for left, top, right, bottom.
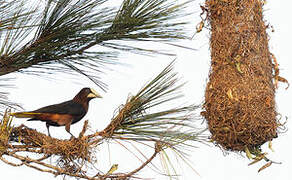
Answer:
[[10, 112, 41, 118]]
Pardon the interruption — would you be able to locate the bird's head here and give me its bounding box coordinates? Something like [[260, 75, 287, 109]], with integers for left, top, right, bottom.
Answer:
[[73, 87, 102, 103]]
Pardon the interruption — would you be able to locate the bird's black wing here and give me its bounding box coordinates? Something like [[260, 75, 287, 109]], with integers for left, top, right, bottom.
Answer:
[[32, 100, 86, 116]]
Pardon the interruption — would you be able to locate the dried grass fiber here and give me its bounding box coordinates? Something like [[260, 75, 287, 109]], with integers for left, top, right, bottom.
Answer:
[[203, 0, 278, 151]]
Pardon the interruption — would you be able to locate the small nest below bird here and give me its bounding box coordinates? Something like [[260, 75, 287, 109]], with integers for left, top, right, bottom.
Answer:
[[202, 0, 281, 151], [9, 121, 95, 171]]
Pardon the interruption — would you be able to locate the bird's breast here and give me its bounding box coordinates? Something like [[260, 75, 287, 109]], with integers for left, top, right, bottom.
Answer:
[[71, 113, 86, 124]]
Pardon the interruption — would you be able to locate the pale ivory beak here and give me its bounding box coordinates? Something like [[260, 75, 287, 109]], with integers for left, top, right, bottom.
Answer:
[[88, 88, 102, 98]]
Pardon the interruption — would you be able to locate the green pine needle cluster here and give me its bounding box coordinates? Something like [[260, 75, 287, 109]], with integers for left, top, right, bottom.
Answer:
[[0, 0, 192, 92], [108, 61, 206, 147]]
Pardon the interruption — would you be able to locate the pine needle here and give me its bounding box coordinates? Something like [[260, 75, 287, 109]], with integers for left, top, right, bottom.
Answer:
[[0, 78, 21, 113]]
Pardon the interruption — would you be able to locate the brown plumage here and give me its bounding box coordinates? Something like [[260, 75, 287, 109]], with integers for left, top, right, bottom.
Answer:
[[11, 87, 102, 137]]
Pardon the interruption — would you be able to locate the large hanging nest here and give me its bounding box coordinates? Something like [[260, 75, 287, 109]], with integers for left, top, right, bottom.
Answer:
[[202, 0, 280, 151]]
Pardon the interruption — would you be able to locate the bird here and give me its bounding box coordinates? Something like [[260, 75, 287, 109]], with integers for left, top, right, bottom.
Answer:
[[10, 87, 102, 137]]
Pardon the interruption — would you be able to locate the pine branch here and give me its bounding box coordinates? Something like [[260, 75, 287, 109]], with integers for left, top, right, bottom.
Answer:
[[1, 61, 208, 179], [99, 0, 191, 52], [0, 0, 193, 91], [90, 60, 206, 147]]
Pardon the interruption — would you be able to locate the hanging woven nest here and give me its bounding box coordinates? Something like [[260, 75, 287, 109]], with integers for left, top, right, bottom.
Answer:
[[202, 0, 279, 151]]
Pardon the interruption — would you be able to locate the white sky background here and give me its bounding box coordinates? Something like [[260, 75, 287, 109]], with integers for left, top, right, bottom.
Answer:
[[1, 0, 291, 179]]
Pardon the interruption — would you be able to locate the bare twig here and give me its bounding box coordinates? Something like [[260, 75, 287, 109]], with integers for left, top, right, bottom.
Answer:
[[123, 141, 163, 178]]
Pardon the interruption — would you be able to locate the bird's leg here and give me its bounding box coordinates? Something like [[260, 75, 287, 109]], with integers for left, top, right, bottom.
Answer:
[[65, 123, 75, 138], [46, 123, 51, 137]]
